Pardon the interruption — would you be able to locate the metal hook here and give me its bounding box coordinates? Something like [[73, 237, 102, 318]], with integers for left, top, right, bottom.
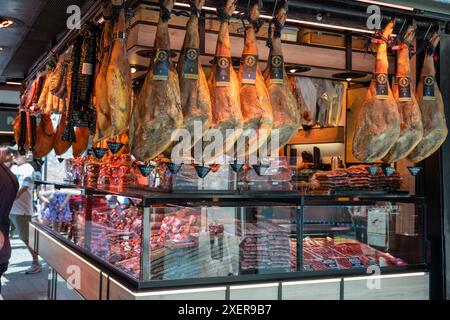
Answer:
[[397, 19, 407, 42], [423, 23, 433, 42], [271, 0, 279, 18]]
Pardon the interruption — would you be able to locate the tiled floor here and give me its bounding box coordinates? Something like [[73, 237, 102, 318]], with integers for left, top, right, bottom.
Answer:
[[0, 238, 48, 300]]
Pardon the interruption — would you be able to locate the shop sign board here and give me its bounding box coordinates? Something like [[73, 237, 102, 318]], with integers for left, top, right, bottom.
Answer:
[[0, 109, 18, 134]]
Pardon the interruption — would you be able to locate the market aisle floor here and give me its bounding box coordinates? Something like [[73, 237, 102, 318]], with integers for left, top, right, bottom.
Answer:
[[0, 238, 48, 300]]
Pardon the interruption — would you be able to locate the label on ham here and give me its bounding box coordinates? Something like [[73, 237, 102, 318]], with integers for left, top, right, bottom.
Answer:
[[270, 55, 284, 84], [82, 63, 93, 76], [215, 56, 231, 87], [242, 54, 258, 85], [397, 76, 412, 102], [374, 73, 389, 99], [423, 76, 436, 100], [152, 49, 170, 81], [182, 48, 199, 80]]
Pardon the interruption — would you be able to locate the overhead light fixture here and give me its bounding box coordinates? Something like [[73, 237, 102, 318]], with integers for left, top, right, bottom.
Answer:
[[136, 48, 177, 59], [6, 81, 22, 86], [0, 18, 14, 28], [355, 0, 414, 11], [285, 65, 312, 74], [332, 71, 368, 81], [130, 64, 147, 74]]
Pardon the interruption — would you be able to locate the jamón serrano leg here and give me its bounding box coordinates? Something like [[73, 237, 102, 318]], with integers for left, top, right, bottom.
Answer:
[[383, 22, 423, 163], [263, 1, 300, 152], [238, 1, 273, 156], [352, 19, 400, 163], [408, 33, 448, 163]]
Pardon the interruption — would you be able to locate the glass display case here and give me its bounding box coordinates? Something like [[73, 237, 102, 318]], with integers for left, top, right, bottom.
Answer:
[[33, 181, 427, 289]]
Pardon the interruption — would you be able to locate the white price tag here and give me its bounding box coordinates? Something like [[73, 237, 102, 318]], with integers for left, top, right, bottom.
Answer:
[[82, 63, 93, 75]]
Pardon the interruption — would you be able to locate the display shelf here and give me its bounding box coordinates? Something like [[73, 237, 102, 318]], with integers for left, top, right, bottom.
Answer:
[[35, 180, 424, 206]]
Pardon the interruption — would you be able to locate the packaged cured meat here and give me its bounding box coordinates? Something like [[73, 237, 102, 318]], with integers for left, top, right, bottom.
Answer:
[[291, 76, 317, 127]]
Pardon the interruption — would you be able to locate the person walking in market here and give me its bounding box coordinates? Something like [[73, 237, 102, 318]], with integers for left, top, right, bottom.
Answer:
[[9, 148, 42, 274], [0, 147, 20, 297]]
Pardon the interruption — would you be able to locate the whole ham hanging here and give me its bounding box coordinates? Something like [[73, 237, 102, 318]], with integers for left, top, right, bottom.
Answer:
[[54, 110, 72, 156], [72, 23, 98, 132], [352, 19, 400, 163], [131, 0, 183, 162], [383, 22, 423, 163], [33, 114, 56, 159], [175, 0, 212, 152], [107, 3, 131, 137], [263, 0, 300, 152], [408, 33, 448, 162], [72, 127, 90, 158], [204, 0, 243, 162], [94, 2, 114, 142], [238, 1, 273, 156]]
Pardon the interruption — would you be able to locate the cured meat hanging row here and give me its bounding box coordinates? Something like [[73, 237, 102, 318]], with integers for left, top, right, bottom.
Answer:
[[15, 2, 448, 170]]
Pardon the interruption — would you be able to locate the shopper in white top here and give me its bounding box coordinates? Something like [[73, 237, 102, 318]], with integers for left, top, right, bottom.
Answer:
[[9, 151, 42, 274]]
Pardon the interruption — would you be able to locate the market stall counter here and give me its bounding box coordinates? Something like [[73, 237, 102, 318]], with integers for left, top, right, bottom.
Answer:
[[29, 180, 429, 300]]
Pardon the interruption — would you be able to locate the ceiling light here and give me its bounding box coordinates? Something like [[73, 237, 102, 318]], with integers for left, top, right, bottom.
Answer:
[[285, 65, 312, 74], [332, 71, 368, 80], [129, 64, 147, 74], [355, 0, 414, 11], [0, 19, 14, 28], [6, 81, 22, 86]]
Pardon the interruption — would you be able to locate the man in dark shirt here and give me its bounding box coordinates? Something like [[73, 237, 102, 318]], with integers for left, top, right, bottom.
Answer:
[[0, 155, 20, 295]]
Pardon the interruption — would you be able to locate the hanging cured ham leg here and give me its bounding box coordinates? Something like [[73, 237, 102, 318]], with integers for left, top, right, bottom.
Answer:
[[72, 127, 90, 158], [263, 0, 300, 152], [131, 0, 183, 162], [33, 114, 56, 159], [107, 4, 131, 137], [175, 0, 211, 153], [205, 0, 243, 162], [238, 1, 273, 156], [383, 22, 423, 163], [408, 33, 448, 163], [352, 19, 400, 163], [94, 3, 114, 142], [54, 111, 72, 156]]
